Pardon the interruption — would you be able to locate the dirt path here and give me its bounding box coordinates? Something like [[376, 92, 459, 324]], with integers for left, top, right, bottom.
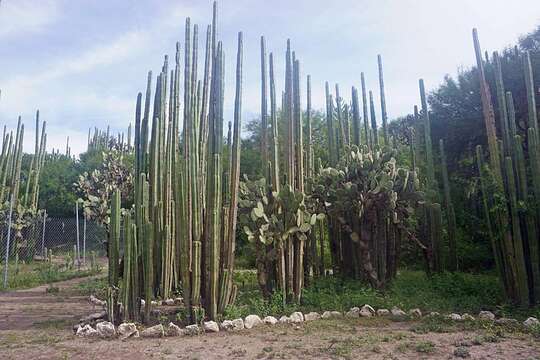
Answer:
[[0, 275, 104, 331], [0, 277, 539, 359]]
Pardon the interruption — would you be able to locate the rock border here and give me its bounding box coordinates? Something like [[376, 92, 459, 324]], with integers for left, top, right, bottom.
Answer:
[[76, 297, 540, 340]]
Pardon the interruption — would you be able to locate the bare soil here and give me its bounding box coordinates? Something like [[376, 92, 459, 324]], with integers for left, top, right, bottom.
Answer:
[[0, 277, 539, 360]]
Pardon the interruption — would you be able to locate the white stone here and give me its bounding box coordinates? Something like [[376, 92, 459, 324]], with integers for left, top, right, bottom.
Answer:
[[428, 311, 440, 317], [244, 314, 263, 329], [360, 305, 374, 318], [289, 312, 304, 323], [263, 316, 278, 325], [89, 295, 106, 307], [203, 321, 220, 333], [346, 307, 360, 318], [279, 316, 291, 323], [478, 311, 495, 321], [220, 320, 235, 331], [362, 305, 375, 314], [184, 324, 201, 336], [461, 313, 475, 321], [167, 322, 184, 336], [118, 323, 138, 339], [448, 313, 462, 321], [150, 300, 159, 306], [141, 324, 164, 338], [76, 324, 98, 337], [409, 308, 422, 318], [96, 321, 116, 338], [140, 299, 146, 307], [322, 311, 342, 319], [304, 312, 321, 321], [232, 318, 245, 331], [163, 299, 175, 306], [391, 307, 406, 317], [174, 297, 184, 305], [376, 309, 390, 316], [524, 317, 540, 328]]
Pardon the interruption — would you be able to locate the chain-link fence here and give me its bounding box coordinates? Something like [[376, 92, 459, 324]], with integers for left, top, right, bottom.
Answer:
[[0, 216, 107, 260], [1, 214, 108, 287]]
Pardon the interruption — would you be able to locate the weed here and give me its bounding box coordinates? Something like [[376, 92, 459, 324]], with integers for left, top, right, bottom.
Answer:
[[415, 340, 435, 353]]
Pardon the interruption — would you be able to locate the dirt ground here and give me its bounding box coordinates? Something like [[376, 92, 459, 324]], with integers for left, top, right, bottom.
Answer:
[[0, 277, 539, 360]]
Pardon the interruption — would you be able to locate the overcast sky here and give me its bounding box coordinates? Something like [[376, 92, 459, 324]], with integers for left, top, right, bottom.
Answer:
[[1, 0, 539, 155]]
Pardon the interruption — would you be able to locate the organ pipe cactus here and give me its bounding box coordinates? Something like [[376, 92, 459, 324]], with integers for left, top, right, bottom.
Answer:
[[112, 2, 243, 321], [474, 29, 540, 306]]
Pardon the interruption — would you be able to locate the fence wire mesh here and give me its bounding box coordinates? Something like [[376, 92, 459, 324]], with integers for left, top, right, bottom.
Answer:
[[1, 215, 108, 287]]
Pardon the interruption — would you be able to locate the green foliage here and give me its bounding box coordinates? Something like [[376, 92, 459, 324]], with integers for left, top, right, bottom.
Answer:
[[1, 261, 100, 291], [76, 276, 108, 299], [75, 149, 133, 228], [239, 177, 320, 248], [299, 271, 502, 314], [414, 340, 435, 353]]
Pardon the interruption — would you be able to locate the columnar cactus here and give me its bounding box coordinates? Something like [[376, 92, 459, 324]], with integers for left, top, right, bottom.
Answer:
[[112, 2, 244, 322]]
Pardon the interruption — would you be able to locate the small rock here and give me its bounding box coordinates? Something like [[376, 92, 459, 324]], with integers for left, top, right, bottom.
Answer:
[[290, 312, 304, 323], [244, 314, 263, 329], [80, 311, 107, 323], [118, 323, 139, 339], [141, 324, 164, 338], [150, 300, 159, 306], [89, 295, 106, 307], [163, 299, 175, 306], [377, 309, 390, 316], [304, 312, 321, 321], [279, 316, 291, 323], [391, 307, 406, 317], [184, 324, 201, 336], [263, 316, 278, 325], [495, 317, 518, 326], [428, 311, 440, 317], [96, 321, 116, 338], [167, 322, 184, 336], [360, 305, 375, 318], [232, 318, 245, 331], [346, 307, 360, 318], [409, 308, 422, 318], [523, 317, 540, 328], [461, 313, 475, 321], [220, 320, 234, 331], [174, 297, 184, 305], [321, 311, 342, 319], [478, 311, 495, 321], [140, 299, 146, 307], [454, 346, 471, 358], [203, 321, 220, 333], [448, 313, 462, 321], [76, 324, 98, 337], [361, 304, 375, 314]]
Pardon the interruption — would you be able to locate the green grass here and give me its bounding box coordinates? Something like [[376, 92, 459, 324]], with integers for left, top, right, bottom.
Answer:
[[73, 276, 108, 298], [230, 269, 539, 319], [0, 261, 101, 291]]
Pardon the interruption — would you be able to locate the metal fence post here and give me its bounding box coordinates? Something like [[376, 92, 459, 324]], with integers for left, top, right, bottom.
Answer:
[[75, 201, 80, 269], [83, 214, 86, 265], [3, 194, 15, 288], [41, 210, 47, 257]]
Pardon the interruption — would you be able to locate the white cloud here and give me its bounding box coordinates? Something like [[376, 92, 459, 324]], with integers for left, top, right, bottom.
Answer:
[[0, 0, 59, 38]]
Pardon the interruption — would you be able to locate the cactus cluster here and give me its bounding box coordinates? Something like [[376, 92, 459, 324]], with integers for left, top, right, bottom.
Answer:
[[0, 109, 47, 262], [474, 29, 540, 306], [111, 2, 243, 322]]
